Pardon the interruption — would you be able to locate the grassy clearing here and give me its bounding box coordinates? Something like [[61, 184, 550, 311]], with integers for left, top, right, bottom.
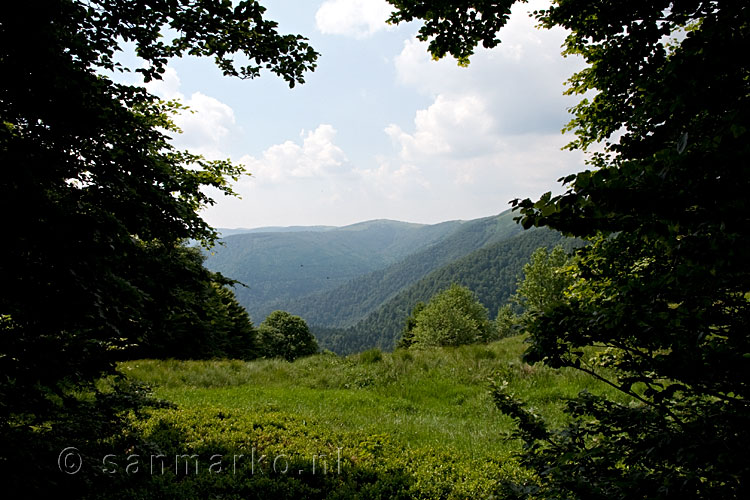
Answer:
[[116, 336, 633, 498]]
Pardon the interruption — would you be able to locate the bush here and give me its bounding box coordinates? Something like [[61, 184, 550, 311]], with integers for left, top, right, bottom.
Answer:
[[257, 311, 318, 361], [358, 348, 384, 364], [494, 304, 520, 339], [411, 284, 492, 348]]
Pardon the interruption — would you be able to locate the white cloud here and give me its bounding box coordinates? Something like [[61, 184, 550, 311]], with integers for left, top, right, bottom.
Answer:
[[370, 0, 588, 207], [386, 95, 584, 188], [357, 160, 430, 198], [386, 94, 498, 161], [195, 0, 592, 228], [199, 125, 584, 229], [315, 0, 393, 38], [176, 93, 235, 156], [241, 124, 348, 184], [201, 123, 442, 228], [145, 67, 236, 159], [392, 0, 581, 136], [145, 66, 182, 99], [388, 129, 584, 206]]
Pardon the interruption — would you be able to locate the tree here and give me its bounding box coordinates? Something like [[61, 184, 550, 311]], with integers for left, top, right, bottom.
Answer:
[[397, 301, 426, 349], [388, 0, 750, 497], [494, 245, 573, 338], [0, 0, 317, 483], [211, 285, 260, 360], [130, 244, 258, 360], [411, 284, 492, 348], [494, 303, 519, 339], [257, 311, 318, 361], [513, 245, 574, 317]]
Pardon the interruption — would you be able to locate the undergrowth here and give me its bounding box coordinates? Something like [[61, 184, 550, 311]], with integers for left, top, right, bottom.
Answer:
[[111, 336, 632, 498]]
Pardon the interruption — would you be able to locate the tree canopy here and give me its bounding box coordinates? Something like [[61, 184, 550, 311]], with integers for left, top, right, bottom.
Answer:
[[512, 245, 574, 318], [410, 284, 493, 348], [257, 311, 319, 361], [495, 244, 575, 338], [397, 301, 426, 349], [388, 0, 750, 497], [0, 0, 318, 460], [129, 244, 259, 360]]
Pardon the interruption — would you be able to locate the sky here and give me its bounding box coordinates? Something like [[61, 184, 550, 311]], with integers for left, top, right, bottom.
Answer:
[[136, 0, 588, 229]]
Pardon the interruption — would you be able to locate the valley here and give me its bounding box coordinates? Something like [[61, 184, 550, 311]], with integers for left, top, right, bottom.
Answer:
[[205, 210, 574, 353]]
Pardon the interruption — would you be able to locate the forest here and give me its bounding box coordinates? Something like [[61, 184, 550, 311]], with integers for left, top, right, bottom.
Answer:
[[1, 0, 748, 498]]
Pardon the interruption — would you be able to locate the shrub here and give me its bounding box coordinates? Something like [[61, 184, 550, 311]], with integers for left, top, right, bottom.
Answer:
[[358, 348, 384, 364], [257, 311, 318, 361], [411, 284, 492, 348]]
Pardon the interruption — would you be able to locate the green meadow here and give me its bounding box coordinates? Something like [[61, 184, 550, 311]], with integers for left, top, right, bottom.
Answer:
[[117, 336, 632, 499]]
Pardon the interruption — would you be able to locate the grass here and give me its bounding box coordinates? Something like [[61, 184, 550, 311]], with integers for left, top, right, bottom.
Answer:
[[121, 335, 631, 463], [111, 336, 640, 498]]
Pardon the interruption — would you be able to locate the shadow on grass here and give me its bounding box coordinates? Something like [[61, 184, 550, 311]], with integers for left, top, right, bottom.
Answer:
[[3, 391, 415, 500]]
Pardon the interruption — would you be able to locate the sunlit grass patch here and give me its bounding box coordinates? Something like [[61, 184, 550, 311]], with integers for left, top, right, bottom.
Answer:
[[119, 336, 635, 497]]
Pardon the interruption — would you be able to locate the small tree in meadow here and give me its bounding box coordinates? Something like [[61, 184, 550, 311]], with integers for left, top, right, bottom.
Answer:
[[411, 284, 492, 348], [258, 311, 318, 361], [494, 245, 575, 338]]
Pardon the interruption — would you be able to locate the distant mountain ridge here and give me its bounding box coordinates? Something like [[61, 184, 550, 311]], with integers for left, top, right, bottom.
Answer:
[[216, 218, 446, 237], [204, 218, 468, 322], [217, 226, 335, 237], [276, 211, 523, 328], [316, 228, 581, 354], [204, 210, 578, 354]]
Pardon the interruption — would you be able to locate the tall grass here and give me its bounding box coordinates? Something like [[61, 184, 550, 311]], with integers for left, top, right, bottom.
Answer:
[[121, 336, 631, 460]]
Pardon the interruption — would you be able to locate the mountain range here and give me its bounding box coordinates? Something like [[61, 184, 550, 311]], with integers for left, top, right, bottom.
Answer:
[[205, 210, 575, 354]]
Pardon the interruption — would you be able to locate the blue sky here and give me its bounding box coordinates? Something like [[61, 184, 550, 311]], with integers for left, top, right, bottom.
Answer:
[[140, 0, 587, 229]]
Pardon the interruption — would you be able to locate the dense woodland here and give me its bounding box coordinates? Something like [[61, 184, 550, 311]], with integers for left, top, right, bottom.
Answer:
[[2, 0, 748, 498], [200, 215, 580, 355], [204, 219, 467, 321], [205, 213, 520, 325], [313, 227, 580, 354], [275, 213, 523, 327]]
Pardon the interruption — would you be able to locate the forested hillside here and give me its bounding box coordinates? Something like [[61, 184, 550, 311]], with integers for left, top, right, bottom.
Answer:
[[316, 228, 579, 354], [5, 0, 745, 497], [204, 219, 464, 321], [277, 211, 522, 327]]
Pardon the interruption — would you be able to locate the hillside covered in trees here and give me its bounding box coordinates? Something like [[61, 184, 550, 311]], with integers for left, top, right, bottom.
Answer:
[[315, 227, 579, 353], [204, 218, 467, 321], [261, 211, 522, 327], [202, 210, 573, 354], [4, 0, 748, 498]]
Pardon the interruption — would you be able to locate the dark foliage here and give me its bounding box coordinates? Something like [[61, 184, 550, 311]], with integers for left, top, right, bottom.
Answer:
[[1, 0, 316, 492], [258, 311, 318, 361], [126, 244, 258, 360], [396, 301, 425, 349], [389, 0, 750, 497]]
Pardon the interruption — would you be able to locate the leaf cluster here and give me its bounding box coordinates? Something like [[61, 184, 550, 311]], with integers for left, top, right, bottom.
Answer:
[[0, 0, 317, 481], [387, 0, 518, 66], [389, 0, 750, 497], [409, 284, 493, 348], [257, 311, 319, 362]]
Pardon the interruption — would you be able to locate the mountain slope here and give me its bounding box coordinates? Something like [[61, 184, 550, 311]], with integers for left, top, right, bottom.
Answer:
[[316, 228, 581, 354], [278, 210, 524, 327], [204, 219, 465, 321]]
